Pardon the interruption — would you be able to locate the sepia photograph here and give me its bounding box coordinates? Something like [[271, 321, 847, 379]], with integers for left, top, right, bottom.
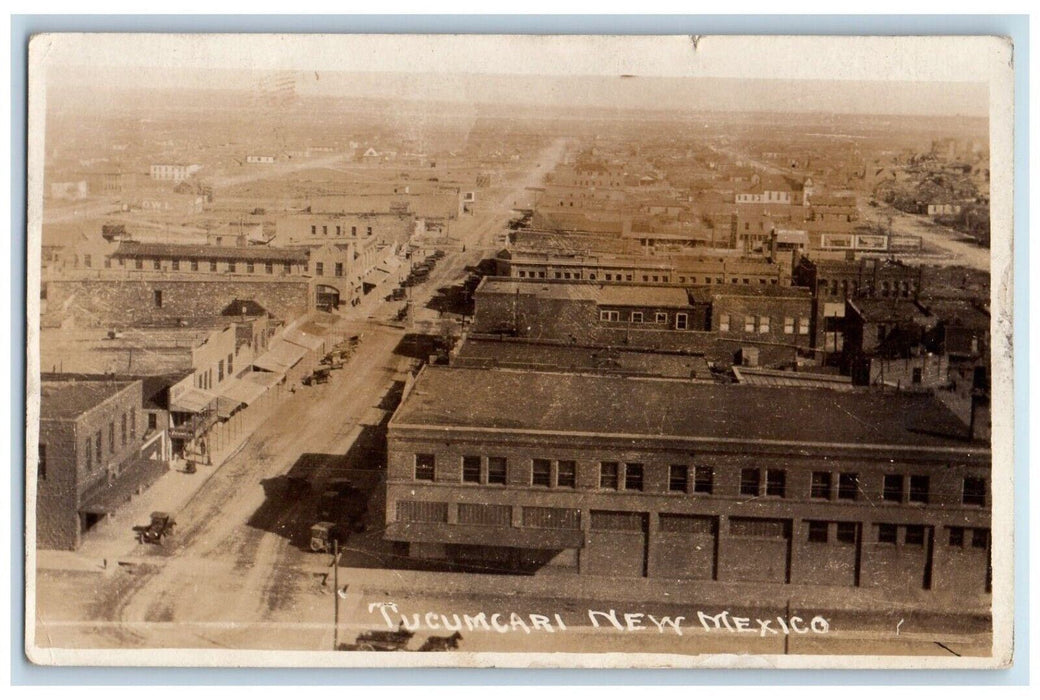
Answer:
[[23, 32, 1015, 669]]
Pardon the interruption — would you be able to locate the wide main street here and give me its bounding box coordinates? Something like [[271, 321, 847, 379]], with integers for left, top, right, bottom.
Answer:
[[31, 137, 991, 660], [31, 138, 572, 653]]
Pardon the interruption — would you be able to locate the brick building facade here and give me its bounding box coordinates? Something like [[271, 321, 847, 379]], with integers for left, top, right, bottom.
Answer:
[[472, 278, 812, 367], [37, 380, 167, 550], [385, 367, 991, 597]]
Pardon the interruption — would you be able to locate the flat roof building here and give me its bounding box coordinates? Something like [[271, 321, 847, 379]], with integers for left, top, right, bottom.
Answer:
[[38, 380, 167, 550], [386, 366, 990, 599]]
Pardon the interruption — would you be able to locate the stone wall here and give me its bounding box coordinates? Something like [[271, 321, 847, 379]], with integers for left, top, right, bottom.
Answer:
[[45, 278, 312, 328]]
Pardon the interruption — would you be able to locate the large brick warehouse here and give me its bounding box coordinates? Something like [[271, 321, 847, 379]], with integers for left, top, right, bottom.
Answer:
[[385, 366, 991, 597]]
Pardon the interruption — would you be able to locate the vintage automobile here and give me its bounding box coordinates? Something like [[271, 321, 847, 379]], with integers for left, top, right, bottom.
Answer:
[[302, 367, 331, 385], [134, 511, 176, 546], [317, 480, 368, 533], [309, 521, 344, 553]]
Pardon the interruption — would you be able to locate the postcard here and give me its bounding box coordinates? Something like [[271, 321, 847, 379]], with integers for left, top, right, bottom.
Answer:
[[25, 33, 1014, 668]]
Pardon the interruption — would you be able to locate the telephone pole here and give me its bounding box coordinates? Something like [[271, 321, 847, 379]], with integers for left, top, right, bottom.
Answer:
[[332, 538, 340, 650]]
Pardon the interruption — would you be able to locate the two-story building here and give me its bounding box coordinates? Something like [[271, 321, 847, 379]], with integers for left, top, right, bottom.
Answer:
[[386, 366, 991, 597], [37, 380, 167, 550]]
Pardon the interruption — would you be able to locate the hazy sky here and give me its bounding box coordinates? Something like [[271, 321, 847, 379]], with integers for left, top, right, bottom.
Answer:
[[36, 34, 1001, 117]]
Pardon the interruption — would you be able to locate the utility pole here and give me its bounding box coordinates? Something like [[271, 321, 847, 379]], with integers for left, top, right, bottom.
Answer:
[[332, 538, 340, 651]]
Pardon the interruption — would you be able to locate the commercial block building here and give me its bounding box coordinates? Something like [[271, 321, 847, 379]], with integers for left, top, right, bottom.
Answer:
[[501, 249, 791, 287], [386, 366, 991, 597], [794, 257, 923, 357], [472, 278, 812, 367], [37, 380, 167, 550], [274, 211, 414, 247]]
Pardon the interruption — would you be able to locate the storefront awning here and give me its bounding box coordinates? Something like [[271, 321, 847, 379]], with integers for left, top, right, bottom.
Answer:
[[219, 375, 269, 406], [246, 370, 284, 388], [170, 387, 217, 414], [216, 395, 243, 419], [284, 328, 324, 353], [253, 340, 308, 373]]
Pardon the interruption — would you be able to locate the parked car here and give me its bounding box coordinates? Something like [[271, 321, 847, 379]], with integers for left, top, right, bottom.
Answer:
[[134, 512, 176, 546]]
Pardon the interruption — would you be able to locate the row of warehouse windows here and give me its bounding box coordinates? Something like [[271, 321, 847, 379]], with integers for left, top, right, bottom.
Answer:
[[129, 258, 296, 274], [599, 310, 689, 330], [396, 500, 991, 549], [514, 269, 779, 286], [817, 277, 918, 298], [599, 311, 813, 335], [310, 224, 373, 236], [719, 314, 810, 335], [414, 455, 987, 507]]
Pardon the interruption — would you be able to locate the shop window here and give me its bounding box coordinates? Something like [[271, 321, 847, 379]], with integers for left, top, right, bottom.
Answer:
[[487, 457, 507, 485], [904, 525, 925, 546], [972, 528, 990, 549], [557, 460, 576, 488], [532, 459, 552, 487], [694, 466, 714, 494], [963, 476, 986, 507], [669, 465, 688, 492], [740, 468, 760, 496], [909, 475, 930, 504], [838, 472, 858, 500], [807, 521, 829, 543], [766, 469, 786, 497], [624, 464, 644, 491], [811, 471, 832, 499], [836, 522, 857, 544], [883, 474, 904, 502], [414, 454, 435, 481], [462, 456, 481, 483], [877, 523, 898, 544]]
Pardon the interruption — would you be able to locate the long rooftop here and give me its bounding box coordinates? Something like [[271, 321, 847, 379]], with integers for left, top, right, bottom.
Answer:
[[476, 278, 693, 308], [391, 366, 986, 453], [113, 241, 307, 263]]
